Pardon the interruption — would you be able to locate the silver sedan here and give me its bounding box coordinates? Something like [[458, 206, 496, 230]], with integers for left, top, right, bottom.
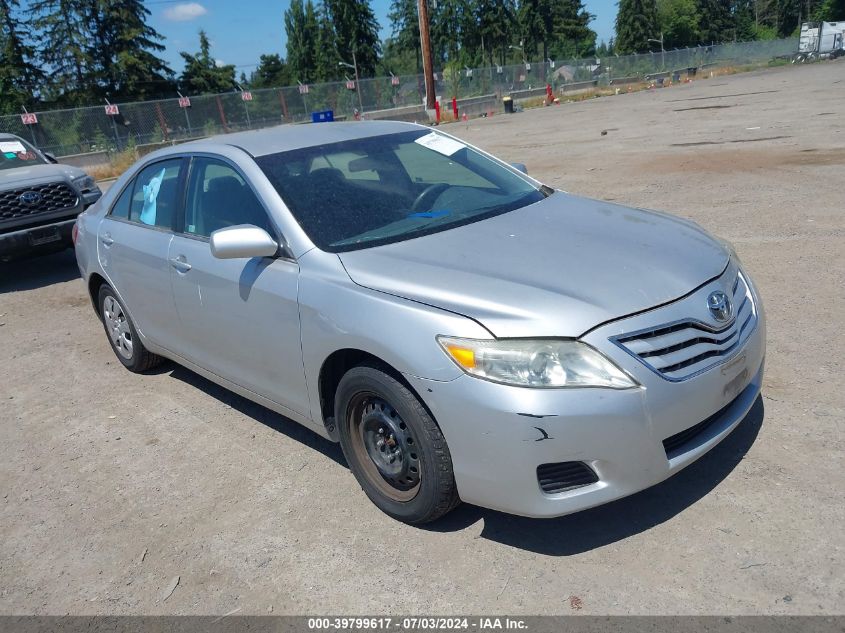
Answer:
[[74, 121, 765, 523]]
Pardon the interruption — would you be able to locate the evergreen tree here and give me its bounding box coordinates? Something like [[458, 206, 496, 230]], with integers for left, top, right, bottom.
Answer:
[[615, 0, 660, 53], [596, 39, 611, 56], [314, 1, 339, 81], [430, 0, 462, 64], [388, 0, 420, 71], [249, 54, 291, 88], [552, 0, 596, 58], [477, 0, 516, 65], [29, 0, 90, 102], [178, 30, 236, 94], [284, 0, 319, 82], [698, 0, 733, 42], [733, 0, 757, 40], [518, 0, 555, 61], [325, 0, 381, 76], [518, 0, 595, 63], [0, 0, 44, 113], [86, 0, 173, 100], [776, 0, 801, 35], [815, 0, 845, 18]]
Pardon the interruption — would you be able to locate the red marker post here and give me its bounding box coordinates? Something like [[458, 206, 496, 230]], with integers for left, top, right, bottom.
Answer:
[[452, 97, 458, 121]]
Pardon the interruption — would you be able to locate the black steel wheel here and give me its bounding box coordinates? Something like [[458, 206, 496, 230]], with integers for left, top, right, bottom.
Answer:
[[335, 363, 459, 524]]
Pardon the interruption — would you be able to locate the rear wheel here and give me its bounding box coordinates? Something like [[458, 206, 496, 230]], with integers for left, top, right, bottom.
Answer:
[[98, 285, 162, 372], [336, 364, 460, 524]]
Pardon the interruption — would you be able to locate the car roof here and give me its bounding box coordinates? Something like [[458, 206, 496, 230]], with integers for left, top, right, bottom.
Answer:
[[0, 133, 25, 141], [180, 120, 425, 157]]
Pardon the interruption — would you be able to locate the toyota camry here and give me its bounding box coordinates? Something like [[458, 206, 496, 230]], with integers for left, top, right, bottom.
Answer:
[[74, 121, 765, 524]]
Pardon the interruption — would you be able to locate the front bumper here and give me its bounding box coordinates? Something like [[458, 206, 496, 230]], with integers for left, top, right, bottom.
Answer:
[[406, 265, 766, 518], [0, 217, 77, 261]]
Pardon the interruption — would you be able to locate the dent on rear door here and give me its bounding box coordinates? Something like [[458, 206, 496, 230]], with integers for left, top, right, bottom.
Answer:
[[97, 216, 177, 345]]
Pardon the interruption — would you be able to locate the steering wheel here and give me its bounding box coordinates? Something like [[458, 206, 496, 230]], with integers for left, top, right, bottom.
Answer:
[[410, 183, 450, 213]]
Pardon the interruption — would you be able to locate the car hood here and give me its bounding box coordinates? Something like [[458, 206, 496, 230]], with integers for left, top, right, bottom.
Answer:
[[0, 163, 84, 189], [337, 193, 729, 338]]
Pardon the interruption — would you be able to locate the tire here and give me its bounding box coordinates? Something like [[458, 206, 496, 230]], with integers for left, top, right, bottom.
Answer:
[[335, 363, 460, 524], [98, 284, 162, 373]]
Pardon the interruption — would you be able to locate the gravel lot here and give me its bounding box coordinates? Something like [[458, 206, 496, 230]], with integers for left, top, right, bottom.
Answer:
[[1, 61, 843, 616]]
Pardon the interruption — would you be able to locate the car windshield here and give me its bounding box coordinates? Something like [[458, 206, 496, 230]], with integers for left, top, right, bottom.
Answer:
[[255, 129, 547, 252], [0, 137, 48, 171]]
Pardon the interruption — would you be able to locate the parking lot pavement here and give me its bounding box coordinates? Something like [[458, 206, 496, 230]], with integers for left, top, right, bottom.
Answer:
[[1, 61, 843, 616]]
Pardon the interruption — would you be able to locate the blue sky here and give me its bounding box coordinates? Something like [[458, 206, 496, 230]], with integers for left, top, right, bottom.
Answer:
[[144, 0, 617, 74]]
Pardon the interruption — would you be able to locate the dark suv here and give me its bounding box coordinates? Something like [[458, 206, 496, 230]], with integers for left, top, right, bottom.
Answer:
[[1, 133, 102, 261]]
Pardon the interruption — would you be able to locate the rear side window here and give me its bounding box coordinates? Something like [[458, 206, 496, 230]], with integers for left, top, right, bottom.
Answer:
[[109, 184, 133, 219], [128, 159, 183, 229]]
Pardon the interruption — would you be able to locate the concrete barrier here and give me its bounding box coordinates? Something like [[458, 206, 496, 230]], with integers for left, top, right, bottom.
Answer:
[[57, 150, 111, 172], [560, 79, 599, 94]]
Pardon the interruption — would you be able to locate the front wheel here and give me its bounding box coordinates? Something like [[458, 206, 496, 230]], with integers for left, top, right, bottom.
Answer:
[[335, 364, 460, 524]]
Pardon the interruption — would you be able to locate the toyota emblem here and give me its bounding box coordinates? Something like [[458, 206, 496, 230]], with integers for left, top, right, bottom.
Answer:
[[707, 290, 732, 322], [19, 190, 42, 206]]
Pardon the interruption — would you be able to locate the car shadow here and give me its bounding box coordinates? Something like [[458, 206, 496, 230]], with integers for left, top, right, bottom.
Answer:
[[0, 249, 80, 293], [164, 364, 347, 468], [425, 397, 765, 555], [158, 360, 763, 553]]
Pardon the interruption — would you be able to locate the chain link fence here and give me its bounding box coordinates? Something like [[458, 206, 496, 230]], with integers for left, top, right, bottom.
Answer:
[[1, 38, 795, 158]]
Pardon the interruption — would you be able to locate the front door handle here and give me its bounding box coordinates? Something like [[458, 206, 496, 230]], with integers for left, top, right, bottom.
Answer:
[[100, 233, 114, 246], [169, 256, 192, 272]]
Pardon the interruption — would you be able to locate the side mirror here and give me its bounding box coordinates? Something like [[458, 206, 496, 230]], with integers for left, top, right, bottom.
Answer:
[[43, 151, 58, 164], [210, 225, 279, 259], [510, 162, 528, 174]]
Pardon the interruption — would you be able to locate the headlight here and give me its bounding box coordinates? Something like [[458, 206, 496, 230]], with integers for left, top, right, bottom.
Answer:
[[437, 336, 638, 389], [72, 174, 96, 192]]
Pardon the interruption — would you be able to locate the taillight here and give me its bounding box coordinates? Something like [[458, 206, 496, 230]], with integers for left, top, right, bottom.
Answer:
[[72, 221, 79, 245]]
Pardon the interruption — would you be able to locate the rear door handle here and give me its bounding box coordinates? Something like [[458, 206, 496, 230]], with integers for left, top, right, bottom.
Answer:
[[100, 233, 114, 246], [169, 256, 192, 272]]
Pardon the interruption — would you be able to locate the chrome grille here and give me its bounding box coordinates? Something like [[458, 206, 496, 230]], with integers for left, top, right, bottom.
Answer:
[[0, 182, 78, 222], [612, 273, 757, 381]]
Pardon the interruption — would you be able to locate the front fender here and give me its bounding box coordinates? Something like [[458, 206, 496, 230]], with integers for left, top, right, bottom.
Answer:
[[298, 249, 491, 426]]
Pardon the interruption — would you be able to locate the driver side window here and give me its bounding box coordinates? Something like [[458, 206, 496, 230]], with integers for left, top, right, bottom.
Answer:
[[183, 158, 274, 238]]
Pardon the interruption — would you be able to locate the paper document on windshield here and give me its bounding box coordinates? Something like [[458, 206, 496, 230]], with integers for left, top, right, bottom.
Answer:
[[415, 132, 466, 156], [0, 141, 26, 154]]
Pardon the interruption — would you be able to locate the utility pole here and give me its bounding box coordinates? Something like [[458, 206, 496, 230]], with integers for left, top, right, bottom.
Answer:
[[417, 0, 436, 110]]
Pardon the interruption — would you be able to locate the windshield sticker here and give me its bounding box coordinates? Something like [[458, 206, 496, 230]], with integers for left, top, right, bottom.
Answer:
[[139, 167, 166, 225], [414, 132, 466, 156], [3, 152, 16, 159], [0, 141, 26, 154]]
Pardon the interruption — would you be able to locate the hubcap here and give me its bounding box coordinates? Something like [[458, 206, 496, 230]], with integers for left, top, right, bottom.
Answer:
[[350, 395, 421, 501], [103, 295, 133, 360]]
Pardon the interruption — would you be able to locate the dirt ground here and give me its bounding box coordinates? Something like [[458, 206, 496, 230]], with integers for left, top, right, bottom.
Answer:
[[1, 61, 843, 616]]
